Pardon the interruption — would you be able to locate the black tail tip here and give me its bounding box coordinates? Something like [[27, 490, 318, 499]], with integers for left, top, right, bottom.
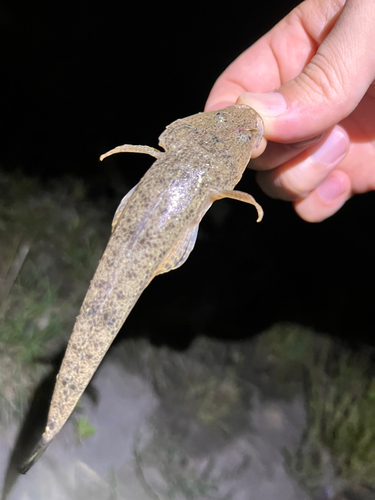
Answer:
[[18, 439, 50, 474]]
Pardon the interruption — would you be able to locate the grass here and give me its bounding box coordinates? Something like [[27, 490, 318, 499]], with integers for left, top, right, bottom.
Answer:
[[0, 169, 111, 423], [75, 416, 97, 441], [1, 168, 374, 497], [257, 324, 375, 495]]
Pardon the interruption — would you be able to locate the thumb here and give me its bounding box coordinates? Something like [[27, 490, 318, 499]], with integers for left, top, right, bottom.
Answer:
[[238, 0, 375, 142]]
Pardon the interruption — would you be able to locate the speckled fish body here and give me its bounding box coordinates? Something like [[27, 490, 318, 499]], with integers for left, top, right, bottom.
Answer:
[[22, 105, 264, 470]]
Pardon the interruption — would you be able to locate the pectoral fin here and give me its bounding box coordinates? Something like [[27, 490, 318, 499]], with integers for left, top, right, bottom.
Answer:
[[100, 144, 163, 161], [155, 224, 199, 275], [101, 144, 166, 233], [111, 185, 137, 233], [211, 190, 263, 222]]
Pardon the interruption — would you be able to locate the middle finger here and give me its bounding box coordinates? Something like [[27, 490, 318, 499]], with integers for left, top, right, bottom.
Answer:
[[255, 126, 349, 200]]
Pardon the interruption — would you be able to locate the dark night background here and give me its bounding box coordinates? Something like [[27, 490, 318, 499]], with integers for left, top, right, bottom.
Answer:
[[1, 0, 374, 350]]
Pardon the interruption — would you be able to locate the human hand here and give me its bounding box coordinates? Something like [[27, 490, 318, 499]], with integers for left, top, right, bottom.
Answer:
[[205, 0, 375, 222]]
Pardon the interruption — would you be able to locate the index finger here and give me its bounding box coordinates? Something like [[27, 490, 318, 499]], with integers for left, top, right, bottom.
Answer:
[[204, 0, 339, 112], [205, 36, 281, 111]]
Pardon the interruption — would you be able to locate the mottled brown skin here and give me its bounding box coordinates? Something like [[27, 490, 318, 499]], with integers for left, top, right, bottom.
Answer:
[[22, 105, 264, 471]]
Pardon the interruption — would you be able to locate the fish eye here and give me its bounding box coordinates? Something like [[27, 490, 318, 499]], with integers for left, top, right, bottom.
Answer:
[[214, 111, 227, 123]]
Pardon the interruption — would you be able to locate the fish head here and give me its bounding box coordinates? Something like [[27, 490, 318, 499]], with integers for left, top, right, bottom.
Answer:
[[158, 105, 264, 174]]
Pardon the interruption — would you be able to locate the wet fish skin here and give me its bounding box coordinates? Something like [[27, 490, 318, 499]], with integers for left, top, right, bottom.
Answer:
[[22, 104, 264, 471]]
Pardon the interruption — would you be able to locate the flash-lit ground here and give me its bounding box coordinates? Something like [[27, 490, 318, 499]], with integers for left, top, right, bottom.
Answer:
[[1, 334, 308, 500], [1, 171, 375, 500]]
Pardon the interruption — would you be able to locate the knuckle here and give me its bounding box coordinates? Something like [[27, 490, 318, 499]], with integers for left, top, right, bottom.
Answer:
[[296, 45, 351, 107]]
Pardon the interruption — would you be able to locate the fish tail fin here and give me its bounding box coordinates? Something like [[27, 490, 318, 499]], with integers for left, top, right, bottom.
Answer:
[[18, 437, 51, 474]]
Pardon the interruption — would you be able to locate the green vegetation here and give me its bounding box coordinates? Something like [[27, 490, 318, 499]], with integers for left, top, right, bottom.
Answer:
[[75, 416, 97, 440], [0, 170, 110, 423], [1, 168, 374, 497], [134, 427, 250, 500], [257, 324, 375, 494], [142, 338, 250, 430]]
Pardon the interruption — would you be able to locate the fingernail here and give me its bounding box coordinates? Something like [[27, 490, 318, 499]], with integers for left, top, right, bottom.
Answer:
[[316, 176, 346, 203], [238, 92, 287, 117], [289, 135, 323, 150], [311, 128, 348, 166]]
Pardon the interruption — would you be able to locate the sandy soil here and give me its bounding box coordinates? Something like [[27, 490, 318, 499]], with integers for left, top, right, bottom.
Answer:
[[1, 336, 312, 500]]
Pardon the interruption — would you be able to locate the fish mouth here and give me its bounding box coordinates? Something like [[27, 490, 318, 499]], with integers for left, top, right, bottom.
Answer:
[[234, 105, 265, 148], [254, 114, 265, 149]]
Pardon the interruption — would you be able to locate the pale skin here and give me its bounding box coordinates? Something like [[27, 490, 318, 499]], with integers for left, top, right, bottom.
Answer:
[[205, 0, 375, 222]]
